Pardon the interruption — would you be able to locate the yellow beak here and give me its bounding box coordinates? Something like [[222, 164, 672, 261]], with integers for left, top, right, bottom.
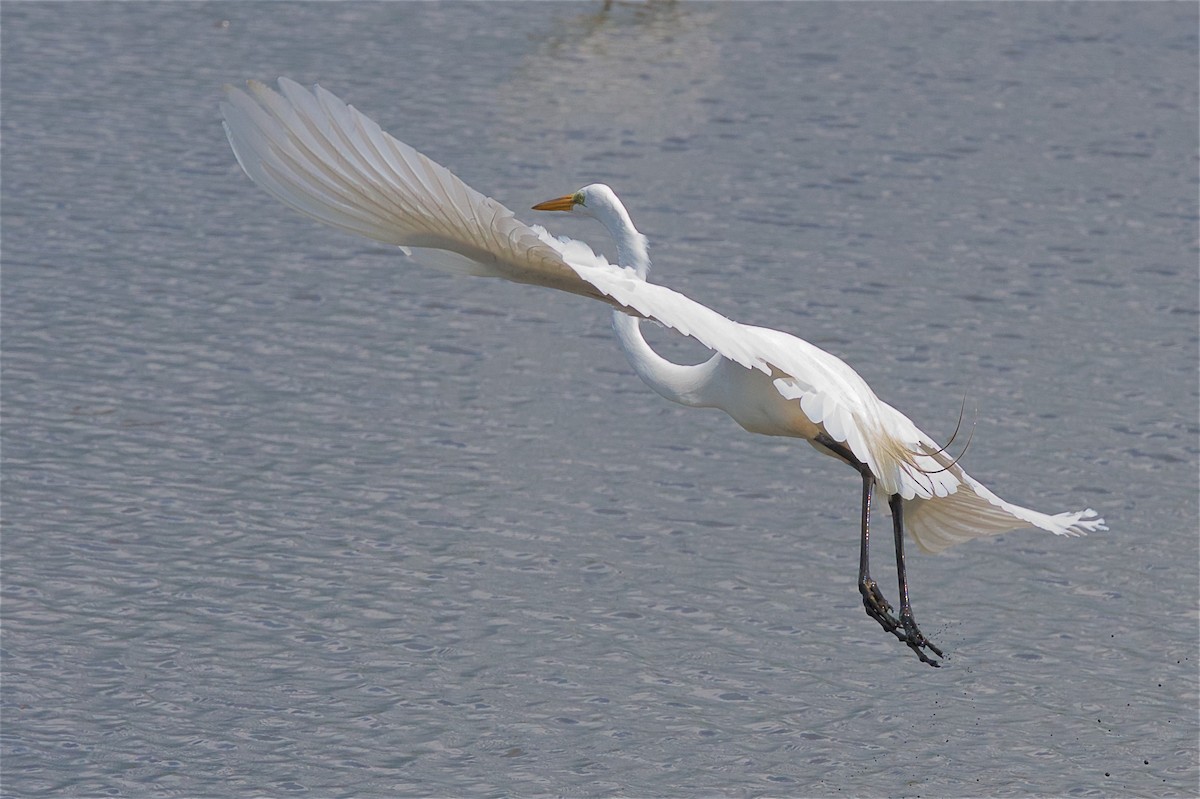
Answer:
[[531, 195, 576, 212]]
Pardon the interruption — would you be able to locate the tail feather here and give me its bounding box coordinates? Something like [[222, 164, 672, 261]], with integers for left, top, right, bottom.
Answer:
[[905, 468, 1107, 554]]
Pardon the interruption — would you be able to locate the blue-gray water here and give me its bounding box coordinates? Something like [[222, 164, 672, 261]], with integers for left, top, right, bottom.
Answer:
[[3, 3, 1197, 797]]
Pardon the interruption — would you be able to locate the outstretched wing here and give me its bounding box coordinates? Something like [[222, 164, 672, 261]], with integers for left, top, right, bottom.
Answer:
[[562, 259, 1107, 545], [221, 78, 618, 302]]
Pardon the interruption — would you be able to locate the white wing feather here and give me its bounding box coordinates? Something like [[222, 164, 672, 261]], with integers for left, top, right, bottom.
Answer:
[[221, 79, 1105, 552]]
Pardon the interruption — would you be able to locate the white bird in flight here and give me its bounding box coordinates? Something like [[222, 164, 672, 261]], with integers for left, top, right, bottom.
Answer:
[[221, 78, 1106, 666]]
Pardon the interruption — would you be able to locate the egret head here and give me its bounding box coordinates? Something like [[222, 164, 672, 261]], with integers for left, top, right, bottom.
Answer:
[[532, 183, 647, 275], [531, 184, 621, 219]]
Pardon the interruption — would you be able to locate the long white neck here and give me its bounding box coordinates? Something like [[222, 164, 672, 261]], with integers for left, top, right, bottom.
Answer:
[[589, 191, 717, 408], [612, 311, 717, 408], [589, 195, 650, 280]]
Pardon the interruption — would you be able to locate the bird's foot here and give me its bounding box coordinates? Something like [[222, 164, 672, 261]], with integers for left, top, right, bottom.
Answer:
[[859, 578, 901, 635], [898, 610, 944, 668], [859, 579, 944, 667]]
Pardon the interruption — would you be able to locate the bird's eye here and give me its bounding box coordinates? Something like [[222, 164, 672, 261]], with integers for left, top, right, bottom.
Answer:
[[573, 191, 586, 207]]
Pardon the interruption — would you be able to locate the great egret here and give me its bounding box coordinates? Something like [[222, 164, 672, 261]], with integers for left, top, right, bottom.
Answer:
[[221, 78, 1106, 666]]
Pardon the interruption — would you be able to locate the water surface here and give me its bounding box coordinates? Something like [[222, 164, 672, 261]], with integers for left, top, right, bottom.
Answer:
[[3, 3, 1197, 796]]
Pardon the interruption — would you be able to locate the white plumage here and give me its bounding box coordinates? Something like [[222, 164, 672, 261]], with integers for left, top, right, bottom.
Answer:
[[221, 78, 1106, 664]]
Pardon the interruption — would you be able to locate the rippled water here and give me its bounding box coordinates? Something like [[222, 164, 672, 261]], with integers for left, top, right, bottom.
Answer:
[[3, 3, 1197, 797]]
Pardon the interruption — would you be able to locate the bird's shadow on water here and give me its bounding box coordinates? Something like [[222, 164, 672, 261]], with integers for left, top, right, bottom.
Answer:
[[492, 0, 720, 170]]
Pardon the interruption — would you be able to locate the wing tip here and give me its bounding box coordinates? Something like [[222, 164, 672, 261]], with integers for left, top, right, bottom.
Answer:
[[1058, 508, 1107, 536]]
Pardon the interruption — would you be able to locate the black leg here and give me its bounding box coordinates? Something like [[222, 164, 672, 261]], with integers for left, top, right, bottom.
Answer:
[[857, 470, 900, 635], [889, 494, 944, 667], [814, 433, 943, 666]]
